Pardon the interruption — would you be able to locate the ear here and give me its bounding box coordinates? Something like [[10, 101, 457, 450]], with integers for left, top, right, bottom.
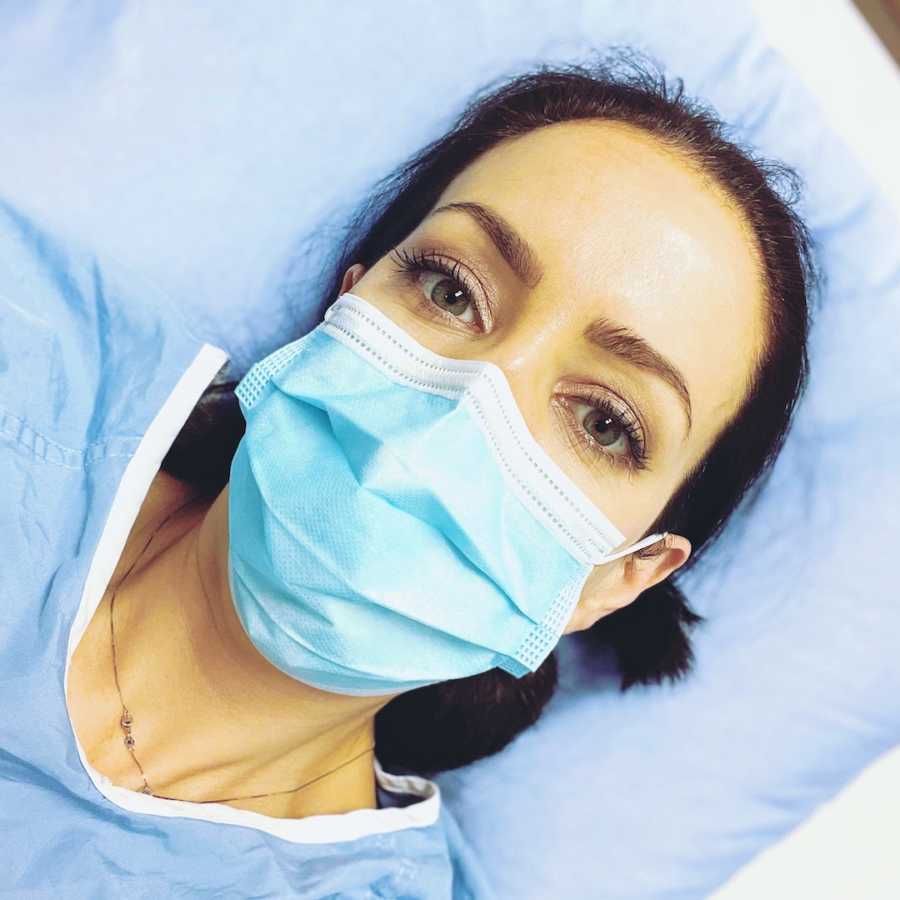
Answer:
[[562, 533, 691, 635], [339, 263, 367, 294]]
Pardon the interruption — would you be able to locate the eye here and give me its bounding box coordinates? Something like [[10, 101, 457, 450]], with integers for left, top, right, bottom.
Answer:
[[555, 391, 650, 473], [388, 247, 487, 329], [423, 270, 476, 323]]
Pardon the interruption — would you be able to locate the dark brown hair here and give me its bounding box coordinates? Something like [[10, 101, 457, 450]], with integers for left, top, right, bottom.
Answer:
[[163, 49, 816, 776]]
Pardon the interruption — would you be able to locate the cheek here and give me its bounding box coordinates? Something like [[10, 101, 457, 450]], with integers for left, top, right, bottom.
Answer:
[[565, 569, 629, 635], [584, 480, 666, 551], [352, 268, 463, 353], [577, 563, 621, 606]]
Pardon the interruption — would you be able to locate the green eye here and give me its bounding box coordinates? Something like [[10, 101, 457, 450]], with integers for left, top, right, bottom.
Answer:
[[422, 272, 476, 322], [389, 246, 484, 328], [562, 395, 650, 472], [582, 406, 627, 449]]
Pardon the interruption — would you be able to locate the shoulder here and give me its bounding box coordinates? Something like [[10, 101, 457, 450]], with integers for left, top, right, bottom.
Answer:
[[0, 201, 207, 454]]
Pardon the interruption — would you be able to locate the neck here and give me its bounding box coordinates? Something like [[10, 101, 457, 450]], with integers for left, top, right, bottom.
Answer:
[[97, 484, 386, 817]]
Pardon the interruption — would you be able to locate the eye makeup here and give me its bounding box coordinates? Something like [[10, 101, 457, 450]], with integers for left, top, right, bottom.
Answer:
[[387, 242, 654, 473]]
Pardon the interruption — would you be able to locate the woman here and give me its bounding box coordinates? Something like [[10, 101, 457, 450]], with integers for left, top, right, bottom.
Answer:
[[65, 54, 814, 822]]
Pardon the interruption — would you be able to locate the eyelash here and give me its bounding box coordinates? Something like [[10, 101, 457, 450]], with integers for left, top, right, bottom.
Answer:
[[389, 247, 489, 328], [388, 245, 650, 473], [556, 392, 650, 474]]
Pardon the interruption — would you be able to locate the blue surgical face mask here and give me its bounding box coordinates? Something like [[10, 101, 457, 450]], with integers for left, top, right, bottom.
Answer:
[[227, 291, 666, 696]]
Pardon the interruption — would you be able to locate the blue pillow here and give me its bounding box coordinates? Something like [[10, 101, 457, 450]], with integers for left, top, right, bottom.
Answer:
[[2, 2, 897, 897]]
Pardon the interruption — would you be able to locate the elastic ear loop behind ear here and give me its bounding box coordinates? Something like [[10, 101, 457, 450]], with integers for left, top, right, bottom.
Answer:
[[599, 531, 669, 564]]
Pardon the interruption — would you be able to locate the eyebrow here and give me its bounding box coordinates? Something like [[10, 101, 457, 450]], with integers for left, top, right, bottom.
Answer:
[[584, 317, 693, 437], [431, 201, 544, 289], [429, 200, 693, 438]]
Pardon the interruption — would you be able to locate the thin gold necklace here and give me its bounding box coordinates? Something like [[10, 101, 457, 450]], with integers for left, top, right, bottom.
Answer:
[[108, 498, 375, 804]]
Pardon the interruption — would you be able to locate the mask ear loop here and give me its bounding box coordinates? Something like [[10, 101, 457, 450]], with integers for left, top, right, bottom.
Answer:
[[598, 531, 669, 565]]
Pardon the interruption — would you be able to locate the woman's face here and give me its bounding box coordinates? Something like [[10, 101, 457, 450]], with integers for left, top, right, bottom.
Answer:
[[341, 120, 765, 629]]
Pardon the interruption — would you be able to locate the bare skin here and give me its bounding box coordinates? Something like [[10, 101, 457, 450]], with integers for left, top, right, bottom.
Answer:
[[67, 120, 765, 819]]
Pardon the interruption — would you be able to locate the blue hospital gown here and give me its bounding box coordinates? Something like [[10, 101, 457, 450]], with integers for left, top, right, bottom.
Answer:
[[0, 204, 485, 899]]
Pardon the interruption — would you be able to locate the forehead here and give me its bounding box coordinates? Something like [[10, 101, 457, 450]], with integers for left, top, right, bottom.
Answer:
[[435, 120, 766, 472]]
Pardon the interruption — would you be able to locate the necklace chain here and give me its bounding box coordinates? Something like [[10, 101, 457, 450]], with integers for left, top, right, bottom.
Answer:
[[108, 497, 375, 805]]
